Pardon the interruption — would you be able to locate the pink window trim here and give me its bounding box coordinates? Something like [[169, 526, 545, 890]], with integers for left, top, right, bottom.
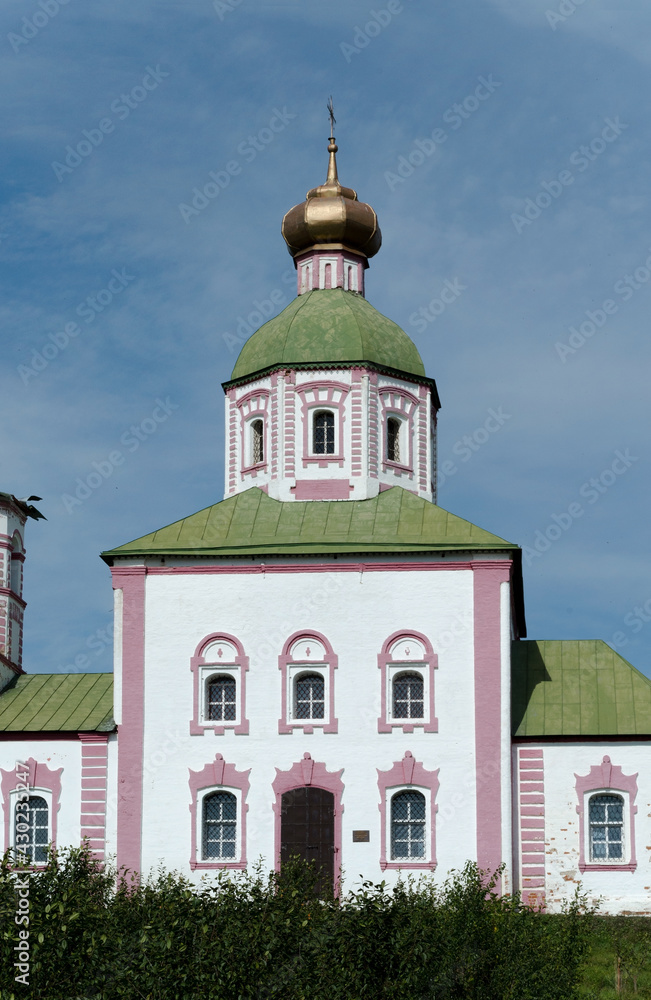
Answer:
[[575, 755, 638, 873], [377, 751, 439, 870], [188, 753, 250, 870], [297, 381, 349, 467], [272, 752, 344, 885], [0, 757, 63, 863], [190, 632, 250, 736], [377, 630, 438, 733], [379, 387, 419, 474], [236, 389, 269, 476], [278, 630, 338, 734]]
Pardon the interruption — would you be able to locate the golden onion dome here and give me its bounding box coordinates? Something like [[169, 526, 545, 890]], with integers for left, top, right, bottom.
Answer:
[[281, 127, 382, 260]]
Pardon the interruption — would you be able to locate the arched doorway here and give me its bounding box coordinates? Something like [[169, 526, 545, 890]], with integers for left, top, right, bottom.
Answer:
[[280, 786, 334, 893]]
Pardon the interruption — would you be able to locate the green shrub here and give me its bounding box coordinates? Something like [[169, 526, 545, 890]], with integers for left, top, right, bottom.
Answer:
[[0, 846, 597, 1000]]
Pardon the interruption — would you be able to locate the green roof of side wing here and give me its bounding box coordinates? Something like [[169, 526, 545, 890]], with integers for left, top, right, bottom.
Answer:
[[512, 639, 651, 737], [0, 673, 114, 732], [102, 487, 516, 560], [229, 288, 427, 382]]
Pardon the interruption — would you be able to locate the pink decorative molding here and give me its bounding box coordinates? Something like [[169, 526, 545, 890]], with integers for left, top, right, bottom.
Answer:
[[291, 479, 352, 500], [227, 387, 237, 494], [272, 753, 344, 878], [270, 372, 279, 479], [575, 756, 638, 873], [112, 565, 146, 879], [284, 375, 296, 479], [377, 751, 439, 870], [190, 632, 250, 736], [79, 734, 109, 860], [188, 754, 250, 869], [278, 631, 338, 734], [472, 561, 511, 888], [417, 385, 428, 494], [1, 757, 63, 863], [368, 371, 379, 478], [350, 371, 363, 478], [517, 748, 546, 909], [377, 630, 438, 733], [379, 385, 419, 477], [147, 560, 477, 578], [237, 388, 269, 477], [294, 249, 366, 296], [297, 380, 349, 468]]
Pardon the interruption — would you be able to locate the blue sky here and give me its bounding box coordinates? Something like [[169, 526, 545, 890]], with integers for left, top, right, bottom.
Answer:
[[3, 0, 651, 679]]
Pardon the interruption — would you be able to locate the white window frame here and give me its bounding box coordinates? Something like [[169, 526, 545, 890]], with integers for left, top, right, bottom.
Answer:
[[585, 789, 630, 866], [387, 665, 428, 724], [287, 665, 329, 726], [310, 407, 337, 457], [247, 417, 265, 467], [386, 786, 432, 864], [10, 788, 52, 864], [198, 786, 242, 864], [201, 667, 240, 727]]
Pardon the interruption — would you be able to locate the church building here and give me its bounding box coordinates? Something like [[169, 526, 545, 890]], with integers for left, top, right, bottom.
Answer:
[[1, 126, 651, 914]]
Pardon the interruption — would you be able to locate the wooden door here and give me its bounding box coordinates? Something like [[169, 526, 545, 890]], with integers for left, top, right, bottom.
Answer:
[[280, 786, 334, 894]]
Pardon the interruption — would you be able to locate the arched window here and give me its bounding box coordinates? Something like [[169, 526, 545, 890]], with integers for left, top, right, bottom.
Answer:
[[202, 791, 237, 860], [391, 791, 426, 860], [387, 417, 401, 463], [313, 410, 335, 455], [392, 671, 424, 720], [207, 674, 236, 722], [589, 793, 624, 861], [294, 672, 325, 720], [15, 796, 49, 864], [251, 419, 264, 464]]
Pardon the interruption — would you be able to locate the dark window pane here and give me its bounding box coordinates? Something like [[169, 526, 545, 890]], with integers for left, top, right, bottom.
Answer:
[[203, 792, 237, 861], [387, 418, 401, 462], [15, 796, 48, 864], [252, 420, 264, 463], [208, 676, 237, 721], [313, 412, 335, 454], [391, 791, 426, 860], [589, 794, 624, 863], [295, 673, 325, 721], [392, 672, 424, 719]]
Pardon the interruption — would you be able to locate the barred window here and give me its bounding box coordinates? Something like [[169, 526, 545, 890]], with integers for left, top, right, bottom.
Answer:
[[207, 675, 236, 722], [387, 417, 401, 462], [391, 791, 426, 860], [15, 796, 48, 864], [589, 793, 624, 861], [203, 791, 237, 860], [251, 419, 264, 464], [313, 411, 335, 454], [294, 672, 325, 720], [392, 671, 424, 720]]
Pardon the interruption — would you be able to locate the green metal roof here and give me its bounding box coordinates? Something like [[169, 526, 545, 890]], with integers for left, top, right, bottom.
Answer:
[[0, 673, 114, 732], [229, 288, 427, 382], [512, 639, 651, 737], [102, 486, 517, 560]]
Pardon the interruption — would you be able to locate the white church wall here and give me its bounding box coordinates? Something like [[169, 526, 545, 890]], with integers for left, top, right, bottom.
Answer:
[[0, 739, 82, 859], [516, 742, 651, 914], [135, 559, 502, 891]]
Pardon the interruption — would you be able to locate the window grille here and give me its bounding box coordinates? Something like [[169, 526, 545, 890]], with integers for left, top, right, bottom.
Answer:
[[294, 672, 325, 720], [387, 417, 401, 462], [589, 793, 624, 861], [313, 411, 335, 454], [207, 675, 236, 722], [391, 791, 426, 860], [203, 791, 237, 860], [251, 419, 264, 464], [392, 671, 424, 719], [15, 796, 48, 864]]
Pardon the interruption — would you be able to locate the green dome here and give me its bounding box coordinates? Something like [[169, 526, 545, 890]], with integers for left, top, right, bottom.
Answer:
[[230, 289, 425, 381]]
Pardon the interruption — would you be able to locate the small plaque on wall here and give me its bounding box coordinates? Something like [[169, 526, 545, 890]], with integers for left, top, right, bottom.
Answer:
[[352, 830, 370, 842]]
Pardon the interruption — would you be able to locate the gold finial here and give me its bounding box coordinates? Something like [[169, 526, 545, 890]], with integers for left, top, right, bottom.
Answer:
[[326, 95, 338, 186]]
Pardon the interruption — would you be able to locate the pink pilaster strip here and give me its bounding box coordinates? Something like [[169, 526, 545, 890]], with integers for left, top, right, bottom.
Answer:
[[518, 746, 546, 909], [472, 561, 510, 887]]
